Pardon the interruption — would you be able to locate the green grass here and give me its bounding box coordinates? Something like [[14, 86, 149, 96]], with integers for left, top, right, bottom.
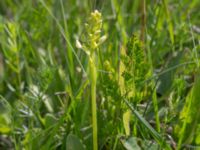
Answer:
[[0, 0, 200, 149]]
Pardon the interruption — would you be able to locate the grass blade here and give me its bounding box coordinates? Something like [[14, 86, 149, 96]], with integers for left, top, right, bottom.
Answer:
[[176, 73, 200, 149], [123, 99, 171, 150]]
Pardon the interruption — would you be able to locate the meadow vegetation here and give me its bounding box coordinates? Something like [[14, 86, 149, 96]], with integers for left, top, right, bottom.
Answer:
[[0, 0, 200, 149]]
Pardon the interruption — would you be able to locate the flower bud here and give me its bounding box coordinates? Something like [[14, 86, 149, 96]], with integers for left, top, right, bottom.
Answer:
[[76, 39, 82, 49]]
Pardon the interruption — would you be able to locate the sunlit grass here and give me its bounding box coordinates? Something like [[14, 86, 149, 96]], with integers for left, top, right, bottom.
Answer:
[[0, 0, 200, 149]]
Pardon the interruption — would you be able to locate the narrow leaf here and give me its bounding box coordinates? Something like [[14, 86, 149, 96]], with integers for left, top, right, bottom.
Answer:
[[124, 99, 171, 150], [177, 73, 200, 149]]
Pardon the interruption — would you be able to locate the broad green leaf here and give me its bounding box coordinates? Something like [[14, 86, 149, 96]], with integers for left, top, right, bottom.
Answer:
[[66, 134, 85, 150], [157, 51, 184, 96], [121, 137, 141, 150]]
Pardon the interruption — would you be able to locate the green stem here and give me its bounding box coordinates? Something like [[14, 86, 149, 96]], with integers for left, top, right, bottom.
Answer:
[[89, 56, 98, 150], [152, 88, 160, 132], [140, 0, 146, 43]]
